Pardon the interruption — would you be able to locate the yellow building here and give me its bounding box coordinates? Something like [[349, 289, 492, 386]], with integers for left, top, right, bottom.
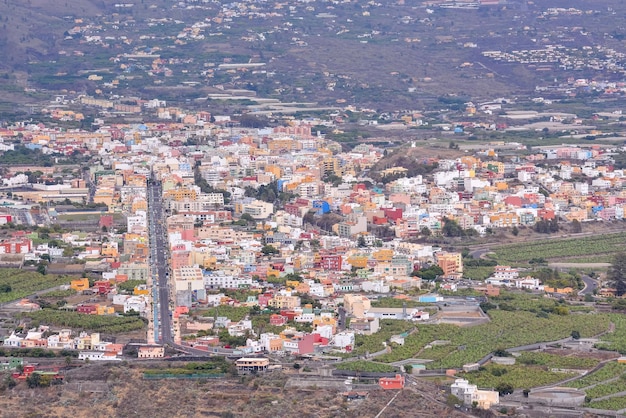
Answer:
[[343, 294, 371, 318], [347, 255, 368, 269], [265, 165, 283, 179], [436, 252, 463, 278], [96, 305, 115, 315], [70, 278, 90, 292], [372, 249, 393, 263], [268, 295, 301, 309], [134, 285, 150, 296], [164, 188, 197, 201], [268, 139, 296, 152]]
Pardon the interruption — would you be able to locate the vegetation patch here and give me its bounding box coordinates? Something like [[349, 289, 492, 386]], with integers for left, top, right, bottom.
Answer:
[[24, 309, 145, 333], [490, 233, 626, 264], [585, 376, 626, 400], [586, 396, 626, 411], [335, 361, 399, 373], [463, 364, 575, 390], [0, 269, 71, 303], [200, 305, 251, 322], [517, 352, 599, 370], [374, 310, 609, 368], [566, 362, 626, 389]]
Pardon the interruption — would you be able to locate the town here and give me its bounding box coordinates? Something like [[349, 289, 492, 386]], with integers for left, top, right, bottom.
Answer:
[[2, 92, 626, 417], [4, 0, 626, 416]]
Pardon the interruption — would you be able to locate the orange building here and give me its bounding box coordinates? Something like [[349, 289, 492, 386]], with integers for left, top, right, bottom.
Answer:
[[379, 374, 405, 390]]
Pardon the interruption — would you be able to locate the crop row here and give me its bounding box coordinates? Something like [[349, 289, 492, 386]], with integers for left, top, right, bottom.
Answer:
[[351, 320, 415, 357], [586, 377, 626, 399], [375, 310, 609, 369], [596, 314, 626, 354], [566, 362, 626, 389], [335, 361, 399, 373], [0, 269, 71, 304], [517, 352, 599, 370], [464, 364, 575, 389], [586, 396, 626, 411], [25, 309, 145, 333], [492, 232, 626, 263]]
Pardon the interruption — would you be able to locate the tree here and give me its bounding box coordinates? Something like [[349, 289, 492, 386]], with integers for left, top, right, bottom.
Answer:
[[442, 218, 463, 237], [420, 226, 432, 237], [571, 219, 582, 233], [511, 226, 519, 236], [26, 372, 41, 388], [415, 265, 444, 281], [240, 213, 255, 224], [357, 235, 367, 248], [608, 253, 626, 296], [261, 245, 279, 256], [496, 382, 514, 396]]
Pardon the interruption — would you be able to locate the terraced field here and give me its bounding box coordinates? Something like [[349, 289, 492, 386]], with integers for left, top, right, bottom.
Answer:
[[490, 232, 626, 265]]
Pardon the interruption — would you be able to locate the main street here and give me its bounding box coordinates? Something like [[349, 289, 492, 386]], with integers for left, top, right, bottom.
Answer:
[[147, 179, 213, 356], [147, 180, 173, 344]]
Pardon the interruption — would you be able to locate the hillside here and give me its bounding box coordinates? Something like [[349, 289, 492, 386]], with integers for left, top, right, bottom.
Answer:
[[0, 363, 475, 418], [1, 0, 626, 112]]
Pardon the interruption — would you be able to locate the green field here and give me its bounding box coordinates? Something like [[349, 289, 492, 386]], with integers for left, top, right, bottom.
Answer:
[[335, 361, 399, 373], [586, 396, 626, 411], [0, 269, 71, 303], [201, 306, 251, 322], [566, 362, 626, 389], [351, 320, 416, 357], [464, 364, 575, 390], [517, 352, 600, 370], [594, 314, 626, 354], [463, 266, 495, 280], [489, 232, 626, 264], [373, 310, 610, 368], [25, 309, 145, 334], [585, 377, 626, 400]]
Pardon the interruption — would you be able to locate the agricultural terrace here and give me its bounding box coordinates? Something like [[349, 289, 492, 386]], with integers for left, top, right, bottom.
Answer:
[[335, 361, 399, 373], [594, 314, 626, 354], [489, 232, 626, 265], [0, 269, 71, 304], [586, 397, 626, 411], [24, 309, 145, 334], [516, 352, 600, 370], [569, 362, 626, 411], [371, 310, 610, 368], [566, 362, 626, 389], [463, 364, 576, 390]]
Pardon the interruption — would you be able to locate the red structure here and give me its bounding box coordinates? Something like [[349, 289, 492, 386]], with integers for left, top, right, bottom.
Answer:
[[319, 254, 342, 271], [76, 304, 97, 314], [93, 280, 113, 295], [379, 374, 405, 390]]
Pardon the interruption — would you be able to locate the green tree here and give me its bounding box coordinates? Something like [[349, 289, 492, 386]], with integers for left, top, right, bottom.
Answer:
[[26, 372, 41, 388], [608, 253, 626, 296], [496, 382, 514, 396], [261, 245, 279, 256], [442, 218, 463, 237], [357, 235, 367, 248], [571, 219, 582, 233], [511, 226, 519, 236]]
